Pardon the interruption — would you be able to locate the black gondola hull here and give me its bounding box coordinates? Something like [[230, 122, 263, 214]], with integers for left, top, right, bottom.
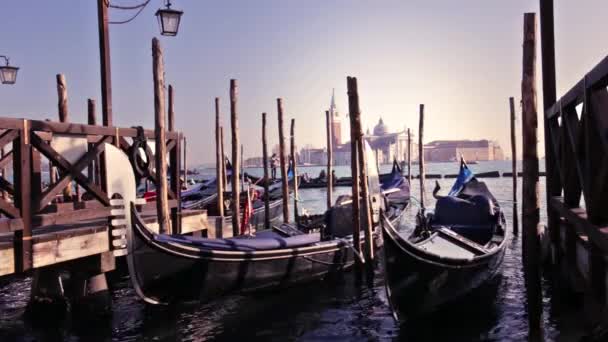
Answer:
[[382, 222, 506, 321]]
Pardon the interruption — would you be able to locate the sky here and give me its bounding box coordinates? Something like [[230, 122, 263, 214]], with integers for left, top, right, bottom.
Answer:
[[1, 1, 607, 165]]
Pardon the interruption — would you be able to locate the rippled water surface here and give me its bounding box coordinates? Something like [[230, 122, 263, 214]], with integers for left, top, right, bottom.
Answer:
[[0, 161, 587, 341]]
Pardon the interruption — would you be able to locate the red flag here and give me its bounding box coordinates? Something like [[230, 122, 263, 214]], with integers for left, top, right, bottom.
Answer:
[[240, 187, 253, 235]]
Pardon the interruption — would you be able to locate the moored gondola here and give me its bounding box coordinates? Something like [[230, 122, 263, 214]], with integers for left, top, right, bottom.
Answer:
[[382, 158, 508, 322], [124, 145, 410, 305]]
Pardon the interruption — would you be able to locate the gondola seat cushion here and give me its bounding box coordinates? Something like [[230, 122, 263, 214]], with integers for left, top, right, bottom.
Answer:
[[433, 195, 496, 244], [156, 232, 320, 251]]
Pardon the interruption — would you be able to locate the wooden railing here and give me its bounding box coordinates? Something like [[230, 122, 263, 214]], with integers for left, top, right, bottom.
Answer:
[[0, 117, 182, 272], [545, 54, 608, 303]]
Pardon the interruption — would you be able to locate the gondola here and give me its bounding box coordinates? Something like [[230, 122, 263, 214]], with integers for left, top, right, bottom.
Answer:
[[382, 158, 508, 322], [125, 144, 410, 305], [297, 159, 404, 189]]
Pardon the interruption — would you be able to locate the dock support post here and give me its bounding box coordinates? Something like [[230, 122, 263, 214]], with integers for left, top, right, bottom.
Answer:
[[539, 0, 562, 264], [521, 12, 543, 335], [262, 113, 270, 229], [347, 78, 362, 266], [68, 252, 114, 318], [215, 98, 225, 217], [277, 98, 290, 223], [418, 104, 426, 210], [27, 268, 68, 320], [152, 38, 170, 234], [290, 119, 299, 225], [510, 97, 519, 235], [230, 80, 241, 236], [326, 110, 333, 211]]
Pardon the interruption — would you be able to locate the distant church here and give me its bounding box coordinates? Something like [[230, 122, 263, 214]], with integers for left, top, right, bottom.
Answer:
[[299, 91, 418, 166]]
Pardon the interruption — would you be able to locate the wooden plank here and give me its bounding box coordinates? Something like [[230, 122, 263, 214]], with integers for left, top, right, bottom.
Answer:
[[418, 104, 426, 208], [509, 97, 519, 235], [27, 120, 179, 140], [32, 230, 109, 268], [262, 112, 270, 228], [551, 197, 608, 253], [0, 246, 15, 276], [347, 78, 361, 261]]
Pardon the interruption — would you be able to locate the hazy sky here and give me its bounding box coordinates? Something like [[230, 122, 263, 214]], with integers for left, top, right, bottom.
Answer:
[[1, 1, 607, 164]]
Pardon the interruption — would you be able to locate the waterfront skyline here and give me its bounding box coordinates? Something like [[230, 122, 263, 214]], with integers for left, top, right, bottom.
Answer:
[[1, 1, 608, 164]]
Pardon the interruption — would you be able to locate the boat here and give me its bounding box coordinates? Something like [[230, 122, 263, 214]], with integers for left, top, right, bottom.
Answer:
[[124, 143, 410, 305], [296, 159, 405, 189], [382, 158, 508, 321]]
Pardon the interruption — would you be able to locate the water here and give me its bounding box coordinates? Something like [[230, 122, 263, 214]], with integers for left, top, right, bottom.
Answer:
[[0, 161, 586, 341]]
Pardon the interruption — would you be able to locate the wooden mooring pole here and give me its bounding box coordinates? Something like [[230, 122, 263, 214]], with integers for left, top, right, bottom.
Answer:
[[510, 97, 519, 235], [221, 126, 227, 188], [152, 38, 170, 234], [290, 119, 299, 224], [347, 78, 362, 265], [277, 98, 290, 223], [262, 113, 270, 229], [539, 0, 561, 264], [407, 128, 412, 185], [230, 80, 241, 236], [57, 74, 74, 201], [87, 99, 99, 186], [349, 77, 374, 263], [215, 98, 225, 217], [521, 12, 543, 334], [326, 110, 333, 210], [418, 104, 426, 210]]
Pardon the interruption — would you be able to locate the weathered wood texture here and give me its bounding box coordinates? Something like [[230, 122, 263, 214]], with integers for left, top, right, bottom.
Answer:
[[230, 80, 241, 235], [347, 78, 362, 260], [57, 74, 74, 200], [97, 0, 112, 126], [418, 104, 426, 209], [290, 119, 299, 224], [277, 98, 290, 223], [510, 97, 519, 235], [540, 0, 562, 258], [215, 98, 225, 217], [521, 12, 542, 332], [348, 77, 374, 262], [152, 38, 170, 234], [87, 99, 100, 185], [262, 113, 270, 229], [326, 110, 333, 210]]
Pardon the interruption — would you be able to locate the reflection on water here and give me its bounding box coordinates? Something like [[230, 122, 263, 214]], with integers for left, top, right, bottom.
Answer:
[[0, 161, 587, 341]]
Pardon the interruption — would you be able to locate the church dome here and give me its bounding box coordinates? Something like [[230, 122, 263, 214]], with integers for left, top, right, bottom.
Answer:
[[373, 117, 389, 136]]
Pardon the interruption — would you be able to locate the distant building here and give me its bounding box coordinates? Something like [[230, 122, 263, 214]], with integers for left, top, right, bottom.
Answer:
[[424, 140, 504, 162], [333, 117, 418, 166], [299, 146, 327, 165], [244, 157, 264, 167]]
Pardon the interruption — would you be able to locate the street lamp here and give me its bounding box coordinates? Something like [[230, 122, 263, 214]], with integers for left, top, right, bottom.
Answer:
[[0, 56, 19, 85], [155, 1, 183, 36]]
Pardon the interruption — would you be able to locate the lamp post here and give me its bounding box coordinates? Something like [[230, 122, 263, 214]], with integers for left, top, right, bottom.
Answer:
[[0, 56, 19, 85], [96, 0, 184, 126], [155, 1, 183, 36]]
